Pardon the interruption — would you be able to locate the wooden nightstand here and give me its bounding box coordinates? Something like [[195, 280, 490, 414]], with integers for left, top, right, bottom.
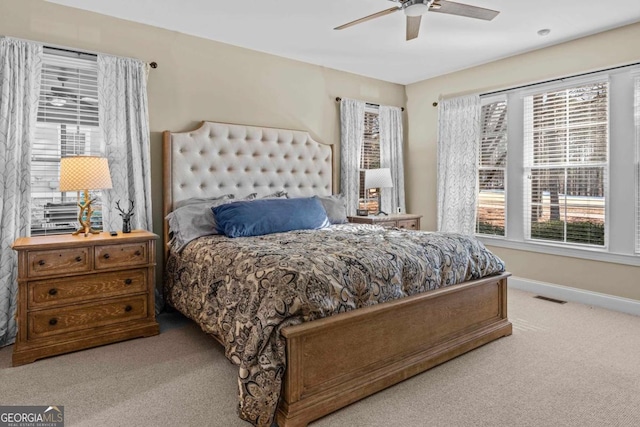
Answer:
[[11, 230, 159, 366], [347, 213, 422, 230]]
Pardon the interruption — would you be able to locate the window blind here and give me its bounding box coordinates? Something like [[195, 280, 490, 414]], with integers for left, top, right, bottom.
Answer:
[[635, 76, 640, 253], [31, 49, 103, 236], [359, 110, 380, 212], [523, 81, 608, 246], [477, 100, 507, 236]]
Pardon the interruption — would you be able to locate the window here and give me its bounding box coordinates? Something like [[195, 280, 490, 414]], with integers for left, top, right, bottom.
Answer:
[[477, 99, 507, 236], [359, 109, 381, 213], [31, 48, 103, 236], [475, 68, 640, 264], [524, 82, 608, 247]]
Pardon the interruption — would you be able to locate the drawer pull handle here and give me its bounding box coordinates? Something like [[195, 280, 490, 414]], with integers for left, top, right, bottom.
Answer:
[[75, 256, 82, 262], [124, 278, 133, 285], [103, 253, 110, 259], [134, 250, 142, 256], [125, 305, 133, 312], [48, 288, 58, 296], [49, 318, 58, 326], [38, 260, 45, 266]]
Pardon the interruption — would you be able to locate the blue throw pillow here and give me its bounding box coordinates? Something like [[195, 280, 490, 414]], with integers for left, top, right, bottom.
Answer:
[[212, 196, 330, 238]]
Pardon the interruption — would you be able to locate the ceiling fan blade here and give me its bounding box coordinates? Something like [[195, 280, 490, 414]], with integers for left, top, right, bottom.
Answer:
[[334, 6, 401, 30], [430, 0, 499, 21], [406, 15, 422, 41]]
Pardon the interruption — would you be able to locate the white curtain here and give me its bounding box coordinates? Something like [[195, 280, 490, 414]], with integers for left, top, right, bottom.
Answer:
[[340, 98, 365, 216], [98, 55, 152, 232], [437, 95, 481, 234], [0, 38, 42, 346], [379, 105, 405, 215]]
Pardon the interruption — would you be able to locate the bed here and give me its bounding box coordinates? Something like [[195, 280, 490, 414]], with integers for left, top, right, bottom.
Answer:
[[162, 121, 512, 427]]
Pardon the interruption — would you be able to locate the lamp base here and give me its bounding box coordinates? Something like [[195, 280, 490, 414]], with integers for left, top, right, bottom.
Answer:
[[72, 226, 100, 237], [74, 190, 98, 237]]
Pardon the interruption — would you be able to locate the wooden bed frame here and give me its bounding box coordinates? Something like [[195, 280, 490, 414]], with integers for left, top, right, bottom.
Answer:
[[163, 121, 512, 427]]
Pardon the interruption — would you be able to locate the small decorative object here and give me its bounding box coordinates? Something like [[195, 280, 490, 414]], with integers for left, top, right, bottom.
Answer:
[[116, 199, 135, 233], [356, 209, 369, 216], [59, 156, 113, 237]]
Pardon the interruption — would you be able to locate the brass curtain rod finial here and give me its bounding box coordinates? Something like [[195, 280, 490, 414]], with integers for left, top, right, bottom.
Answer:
[[150, 62, 158, 69], [432, 101, 438, 107]]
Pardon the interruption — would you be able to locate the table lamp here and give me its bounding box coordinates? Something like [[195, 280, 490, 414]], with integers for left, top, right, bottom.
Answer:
[[364, 168, 393, 216], [59, 156, 113, 237]]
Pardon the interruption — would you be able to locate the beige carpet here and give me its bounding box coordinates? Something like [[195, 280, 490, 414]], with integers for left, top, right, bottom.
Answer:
[[1, 288, 639, 427]]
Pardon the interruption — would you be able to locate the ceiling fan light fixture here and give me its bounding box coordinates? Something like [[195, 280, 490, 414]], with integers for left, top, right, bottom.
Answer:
[[404, 0, 432, 17]]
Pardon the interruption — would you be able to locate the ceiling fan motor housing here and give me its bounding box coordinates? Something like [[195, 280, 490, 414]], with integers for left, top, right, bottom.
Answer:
[[403, 0, 434, 17]]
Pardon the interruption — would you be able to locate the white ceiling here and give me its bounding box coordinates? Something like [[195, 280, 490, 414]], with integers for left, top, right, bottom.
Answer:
[[46, 0, 640, 85]]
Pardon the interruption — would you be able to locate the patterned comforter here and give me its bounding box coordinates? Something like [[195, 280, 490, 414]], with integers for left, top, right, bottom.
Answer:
[[164, 224, 505, 426]]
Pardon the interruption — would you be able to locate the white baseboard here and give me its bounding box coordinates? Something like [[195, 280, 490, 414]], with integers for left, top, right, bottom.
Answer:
[[509, 276, 640, 317]]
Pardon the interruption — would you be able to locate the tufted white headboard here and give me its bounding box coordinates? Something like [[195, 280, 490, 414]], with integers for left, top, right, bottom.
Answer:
[[162, 121, 334, 250]]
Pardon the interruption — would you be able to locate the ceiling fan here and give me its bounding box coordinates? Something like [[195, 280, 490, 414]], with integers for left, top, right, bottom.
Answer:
[[46, 69, 98, 108], [334, 0, 500, 41], [48, 77, 76, 107]]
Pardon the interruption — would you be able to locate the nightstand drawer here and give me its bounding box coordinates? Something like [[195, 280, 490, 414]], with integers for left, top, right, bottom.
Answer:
[[378, 221, 398, 228], [28, 247, 91, 278], [95, 242, 148, 270], [28, 294, 148, 340], [397, 220, 419, 230], [347, 214, 422, 230], [28, 269, 148, 309]]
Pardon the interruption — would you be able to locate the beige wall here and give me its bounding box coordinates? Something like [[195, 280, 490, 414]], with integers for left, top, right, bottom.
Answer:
[[405, 22, 640, 301], [0, 0, 406, 287]]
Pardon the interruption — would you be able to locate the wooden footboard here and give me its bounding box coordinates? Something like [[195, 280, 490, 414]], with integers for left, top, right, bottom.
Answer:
[[277, 273, 512, 427]]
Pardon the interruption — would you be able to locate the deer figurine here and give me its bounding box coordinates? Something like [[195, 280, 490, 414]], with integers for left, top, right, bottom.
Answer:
[[115, 199, 135, 233]]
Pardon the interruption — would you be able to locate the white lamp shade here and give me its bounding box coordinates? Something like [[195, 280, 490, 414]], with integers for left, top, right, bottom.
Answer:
[[365, 168, 394, 189], [59, 156, 113, 192]]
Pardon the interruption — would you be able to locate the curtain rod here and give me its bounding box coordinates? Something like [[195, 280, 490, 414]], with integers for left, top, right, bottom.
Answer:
[[3, 36, 158, 69], [46, 45, 96, 58], [46, 45, 158, 69], [431, 60, 640, 106], [335, 97, 405, 112], [481, 60, 640, 97]]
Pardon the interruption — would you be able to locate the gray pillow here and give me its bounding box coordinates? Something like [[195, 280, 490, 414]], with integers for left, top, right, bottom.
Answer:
[[318, 194, 348, 224], [166, 197, 233, 251], [174, 194, 233, 209]]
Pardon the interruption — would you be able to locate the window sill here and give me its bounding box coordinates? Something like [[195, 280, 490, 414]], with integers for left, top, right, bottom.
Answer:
[[477, 235, 640, 267]]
